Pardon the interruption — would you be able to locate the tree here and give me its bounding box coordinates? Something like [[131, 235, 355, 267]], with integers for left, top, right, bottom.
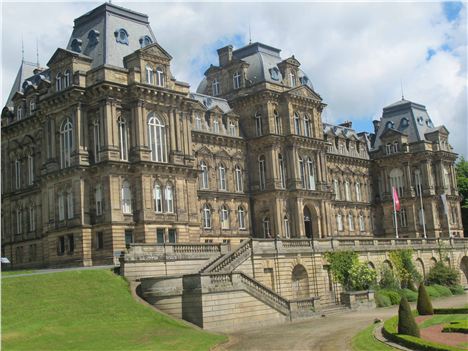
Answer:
[[389, 250, 421, 289], [416, 283, 433, 315], [324, 251, 358, 290], [348, 262, 377, 291], [456, 156, 468, 208], [398, 296, 420, 337], [426, 261, 459, 287]]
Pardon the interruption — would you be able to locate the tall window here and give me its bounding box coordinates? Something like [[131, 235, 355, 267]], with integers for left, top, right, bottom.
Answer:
[[93, 119, 101, 162], [389, 168, 404, 196], [355, 181, 361, 201], [15, 159, 21, 189], [386, 143, 392, 155], [145, 65, 154, 84], [279, 154, 286, 189], [337, 213, 343, 231], [212, 78, 220, 96], [235, 165, 243, 192], [29, 206, 36, 231], [153, 183, 163, 213], [359, 213, 365, 232], [348, 213, 354, 231], [221, 205, 229, 229], [165, 184, 174, 213], [262, 217, 270, 238], [60, 118, 73, 168], [274, 110, 281, 134], [399, 208, 408, 227], [303, 115, 311, 137], [16, 208, 22, 234], [56, 73, 62, 91], [121, 181, 132, 214], [307, 158, 316, 190], [299, 157, 306, 188], [238, 206, 246, 229], [294, 112, 300, 135], [64, 70, 71, 88], [334, 179, 340, 200], [156, 68, 164, 87], [283, 216, 290, 238], [229, 121, 237, 136], [148, 114, 167, 162], [213, 118, 219, 133], [200, 161, 209, 189], [443, 167, 450, 190], [118, 117, 129, 161], [258, 155, 266, 190], [17, 106, 23, 120], [67, 189, 74, 219], [233, 71, 241, 89], [289, 72, 296, 87], [218, 164, 227, 190], [58, 193, 65, 221], [255, 112, 262, 136], [29, 100, 36, 114], [203, 205, 212, 229], [414, 169, 422, 196], [345, 180, 351, 201], [195, 113, 202, 130], [95, 184, 103, 216]]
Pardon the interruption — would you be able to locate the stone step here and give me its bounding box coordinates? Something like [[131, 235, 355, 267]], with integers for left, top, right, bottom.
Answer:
[[318, 304, 349, 316]]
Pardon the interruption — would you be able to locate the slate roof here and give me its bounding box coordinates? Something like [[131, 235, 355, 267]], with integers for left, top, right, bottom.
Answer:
[[189, 92, 232, 114]]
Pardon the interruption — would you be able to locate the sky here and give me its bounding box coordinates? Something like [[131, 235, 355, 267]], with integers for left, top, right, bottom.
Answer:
[[1, 1, 467, 157]]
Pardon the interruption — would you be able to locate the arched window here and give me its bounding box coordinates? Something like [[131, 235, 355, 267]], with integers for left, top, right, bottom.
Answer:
[[213, 118, 219, 133], [115, 28, 129, 45], [200, 161, 209, 189], [294, 112, 300, 135], [345, 180, 351, 201], [58, 193, 65, 221], [56, 73, 62, 91], [165, 184, 174, 213], [307, 158, 315, 190], [337, 213, 343, 231], [148, 114, 167, 162], [355, 181, 361, 201], [393, 141, 399, 153], [233, 71, 241, 89], [262, 216, 271, 238], [118, 117, 128, 161], [283, 215, 290, 238], [194, 113, 202, 130], [60, 118, 73, 168], [67, 188, 74, 219], [303, 115, 311, 137], [220, 205, 229, 229], [289, 72, 296, 87], [121, 180, 132, 214], [348, 213, 354, 231], [278, 154, 286, 189], [359, 213, 365, 232], [229, 121, 237, 136], [258, 155, 266, 190], [145, 65, 154, 84], [139, 35, 153, 47], [64, 70, 71, 88], [93, 119, 101, 163], [386, 143, 392, 155], [218, 163, 227, 190], [27, 154, 34, 185], [203, 204, 212, 229], [334, 179, 340, 200], [16, 106, 23, 120], [235, 165, 243, 192], [212, 78, 220, 96], [153, 183, 162, 213], [299, 157, 306, 188], [389, 168, 404, 196], [255, 112, 262, 136], [274, 109, 281, 134], [95, 184, 103, 216], [238, 206, 246, 229], [156, 67, 164, 87], [399, 208, 407, 227]]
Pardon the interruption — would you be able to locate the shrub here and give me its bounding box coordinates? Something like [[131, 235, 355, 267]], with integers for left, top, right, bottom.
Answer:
[[379, 265, 400, 290], [431, 284, 452, 297], [375, 291, 392, 307], [348, 262, 377, 291], [449, 285, 465, 295], [417, 283, 433, 315], [389, 249, 422, 288], [398, 296, 420, 337], [380, 289, 401, 305], [434, 307, 468, 314], [426, 262, 459, 287], [426, 285, 441, 298], [324, 251, 358, 290], [401, 288, 417, 302]]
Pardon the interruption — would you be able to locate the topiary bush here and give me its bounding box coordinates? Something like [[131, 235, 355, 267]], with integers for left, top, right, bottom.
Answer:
[[426, 262, 459, 287], [398, 296, 420, 337], [417, 283, 433, 315], [449, 285, 465, 295], [431, 284, 452, 297], [401, 288, 417, 302], [375, 291, 392, 307]]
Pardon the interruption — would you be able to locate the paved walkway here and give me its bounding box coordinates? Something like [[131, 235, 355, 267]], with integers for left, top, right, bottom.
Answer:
[[2, 265, 117, 278], [219, 294, 468, 351]]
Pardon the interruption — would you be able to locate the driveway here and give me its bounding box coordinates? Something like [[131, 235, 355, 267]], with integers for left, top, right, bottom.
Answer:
[[219, 294, 468, 351]]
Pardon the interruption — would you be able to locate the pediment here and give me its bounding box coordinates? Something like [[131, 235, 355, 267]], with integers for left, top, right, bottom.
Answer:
[[283, 56, 301, 67], [380, 128, 406, 140], [208, 105, 224, 114], [195, 146, 212, 156], [285, 85, 322, 101], [140, 43, 173, 61], [425, 126, 449, 137], [204, 64, 221, 76], [215, 149, 230, 159], [47, 48, 92, 66]]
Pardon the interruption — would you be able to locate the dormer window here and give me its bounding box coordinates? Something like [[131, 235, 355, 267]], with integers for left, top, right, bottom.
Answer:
[[213, 118, 219, 133], [156, 67, 164, 87], [114, 28, 129, 45], [17, 106, 23, 120], [417, 116, 424, 125], [194, 113, 202, 130], [270, 67, 280, 81], [229, 121, 237, 136], [233, 71, 241, 89], [29, 100, 35, 114], [400, 117, 409, 129], [386, 143, 392, 154], [300, 76, 309, 85], [385, 121, 394, 129], [70, 38, 82, 53], [426, 119, 434, 128], [212, 78, 220, 96], [145, 65, 154, 85], [289, 72, 296, 87], [88, 30, 100, 46], [139, 35, 153, 48]]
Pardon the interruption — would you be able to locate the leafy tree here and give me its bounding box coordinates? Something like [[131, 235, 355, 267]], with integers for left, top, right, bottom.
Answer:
[[416, 283, 433, 315], [324, 251, 358, 290], [398, 296, 420, 337], [456, 156, 468, 208], [379, 265, 400, 290], [348, 262, 377, 291], [426, 261, 459, 287], [388, 250, 421, 289]]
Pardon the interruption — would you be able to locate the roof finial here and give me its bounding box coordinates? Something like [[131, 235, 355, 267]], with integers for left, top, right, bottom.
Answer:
[[21, 34, 24, 62], [400, 78, 405, 100], [248, 22, 252, 45], [36, 38, 40, 67]]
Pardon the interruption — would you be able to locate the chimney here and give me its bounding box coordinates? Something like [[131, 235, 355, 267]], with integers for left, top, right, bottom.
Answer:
[[339, 120, 352, 128], [217, 45, 233, 67], [372, 120, 380, 133]]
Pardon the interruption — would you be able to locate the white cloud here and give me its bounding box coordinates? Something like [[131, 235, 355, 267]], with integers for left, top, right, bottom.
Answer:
[[2, 1, 466, 156]]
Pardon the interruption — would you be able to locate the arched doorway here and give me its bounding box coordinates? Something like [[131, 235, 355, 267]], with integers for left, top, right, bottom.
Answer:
[[291, 265, 309, 299], [415, 258, 425, 280], [460, 256, 468, 286]]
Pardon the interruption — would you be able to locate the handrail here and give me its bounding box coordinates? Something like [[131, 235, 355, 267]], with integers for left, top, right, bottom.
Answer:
[[202, 239, 252, 273]]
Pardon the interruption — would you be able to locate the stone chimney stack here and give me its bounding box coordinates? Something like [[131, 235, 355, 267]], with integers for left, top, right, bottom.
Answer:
[[217, 45, 233, 67], [339, 120, 353, 128], [372, 120, 380, 133]]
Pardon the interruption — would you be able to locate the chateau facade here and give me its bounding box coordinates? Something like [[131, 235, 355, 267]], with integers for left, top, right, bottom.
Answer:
[[1, 3, 463, 268]]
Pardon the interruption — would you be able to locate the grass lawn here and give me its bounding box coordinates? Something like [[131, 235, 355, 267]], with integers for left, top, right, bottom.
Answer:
[[2, 269, 227, 351], [2, 270, 36, 276], [351, 324, 398, 351], [443, 320, 468, 333], [419, 314, 468, 329]]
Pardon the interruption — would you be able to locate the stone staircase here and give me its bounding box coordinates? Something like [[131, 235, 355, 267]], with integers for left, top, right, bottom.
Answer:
[[200, 238, 252, 273], [318, 303, 350, 316]]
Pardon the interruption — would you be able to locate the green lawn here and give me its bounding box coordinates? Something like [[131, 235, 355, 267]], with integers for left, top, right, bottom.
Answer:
[[419, 314, 468, 329], [2, 269, 226, 351], [1, 270, 36, 276], [351, 324, 398, 351], [443, 320, 468, 333]]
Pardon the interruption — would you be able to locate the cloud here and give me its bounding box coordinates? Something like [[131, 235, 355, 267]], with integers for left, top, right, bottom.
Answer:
[[2, 1, 466, 156]]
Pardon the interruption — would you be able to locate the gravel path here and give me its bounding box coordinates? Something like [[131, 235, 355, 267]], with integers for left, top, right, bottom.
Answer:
[[220, 294, 468, 351]]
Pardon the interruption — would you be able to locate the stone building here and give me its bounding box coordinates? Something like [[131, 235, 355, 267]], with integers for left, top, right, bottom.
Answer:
[[1, 3, 463, 268]]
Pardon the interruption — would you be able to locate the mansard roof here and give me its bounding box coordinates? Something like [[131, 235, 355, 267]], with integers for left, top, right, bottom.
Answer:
[[189, 93, 232, 114]]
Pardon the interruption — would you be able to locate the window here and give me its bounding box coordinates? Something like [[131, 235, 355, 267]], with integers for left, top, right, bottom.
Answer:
[[274, 110, 281, 134], [385, 121, 394, 129], [294, 112, 300, 135], [200, 162, 209, 189], [348, 213, 354, 231], [16, 105, 23, 120], [88, 29, 100, 46], [95, 184, 103, 216], [156, 228, 165, 243], [168, 229, 177, 243], [299, 157, 306, 188], [359, 213, 365, 232], [58, 193, 65, 221], [400, 118, 409, 129], [233, 71, 241, 89], [345, 180, 351, 201], [279, 154, 286, 189], [289, 72, 296, 87], [238, 206, 246, 229], [67, 188, 74, 219], [307, 158, 315, 190], [443, 167, 450, 190], [148, 114, 167, 163], [262, 217, 270, 238], [64, 70, 71, 88], [67, 234, 75, 253], [258, 155, 266, 190], [58, 236, 65, 255], [145, 65, 154, 84], [115, 28, 129, 45], [15, 159, 21, 189], [255, 112, 262, 136], [213, 118, 219, 133], [414, 169, 422, 196], [399, 208, 408, 227], [118, 117, 129, 161], [56, 73, 62, 91], [337, 213, 343, 231], [60, 118, 73, 168], [165, 184, 174, 213], [355, 182, 361, 201], [386, 143, 392, 155], [29, 100, 36, 114], [334, 179, 340, 200], [153, 183, 163, 212], [203, 204, 212, 229], [16, 208, 22, 234], [93, 120, 101, 162], [29, 206, 35, 231], [229, 121, 237, 136], [125, 230, 134, 248], [195, 113, 202, 130], [121, 181, 132, 214], [96, 232, 104, 249], [156, 67, 164, 87], [235, 165, 243, 192], [393, 141, 399, 153], [212, 78, 220, 96], [221, 205, 229, 229], [283, 216, 290, 238], [270, 67, 280, 80], [139, 35, 153, 47], [303, 115, 311, 137], [218, 164, 227, 190], [389, 168, 404, 196]]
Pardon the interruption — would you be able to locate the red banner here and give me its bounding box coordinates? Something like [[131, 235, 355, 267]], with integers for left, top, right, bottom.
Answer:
[[392, 186, 401, 212]]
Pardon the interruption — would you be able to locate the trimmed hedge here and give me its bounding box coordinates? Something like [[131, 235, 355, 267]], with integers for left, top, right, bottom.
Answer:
[[398, 296, 420, 337], [417, 284, 434, 315], [434, 307, 468, 314], [375, 291, 392, 307], [401, 288, 418, 302], [380, 289, 401, 305], [426, 286, 441, 298], [442, 321, 468, 334], [431, 284, 453, 297]]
